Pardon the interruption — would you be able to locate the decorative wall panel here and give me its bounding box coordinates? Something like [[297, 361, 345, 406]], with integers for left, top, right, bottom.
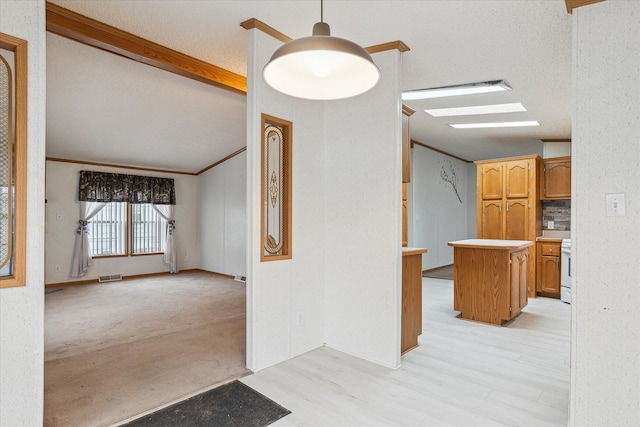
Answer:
[[0, 52, 12, 275], [261, 114, 292, 261], [0, 33, 27, 288]]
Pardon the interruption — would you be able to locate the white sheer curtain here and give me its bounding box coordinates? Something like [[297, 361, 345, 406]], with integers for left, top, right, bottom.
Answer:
[[71, 201, 107, 277], [153, 204, 178, 273]]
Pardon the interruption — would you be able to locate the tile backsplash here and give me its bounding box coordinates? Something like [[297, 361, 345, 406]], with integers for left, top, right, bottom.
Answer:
[[543, 200, 571, 230]]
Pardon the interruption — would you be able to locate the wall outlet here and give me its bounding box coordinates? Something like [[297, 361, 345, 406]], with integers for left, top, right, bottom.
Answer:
[[547, 220, 554, 229], [56, 213, 63, 221], [295, 312, 304, 326], [54, 265, 61, 272], [185, 255, 190, 262]]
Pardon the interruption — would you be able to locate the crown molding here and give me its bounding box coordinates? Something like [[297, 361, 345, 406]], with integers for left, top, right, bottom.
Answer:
[[411, 140, 471, 164]]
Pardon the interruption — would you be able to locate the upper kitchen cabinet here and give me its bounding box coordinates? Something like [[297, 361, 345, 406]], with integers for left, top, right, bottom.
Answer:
[[402, 183, 408, 247], [476, 155, 541, 240], [480, 163, 503, 200], [476, 155, 542, 297], [505, 160, 530, 198], [402, 105, 415, 183], [541, 156, 571, 199]]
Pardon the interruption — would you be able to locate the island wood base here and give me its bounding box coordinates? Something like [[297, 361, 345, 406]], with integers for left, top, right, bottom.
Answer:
[[448, 239, 533, 326]]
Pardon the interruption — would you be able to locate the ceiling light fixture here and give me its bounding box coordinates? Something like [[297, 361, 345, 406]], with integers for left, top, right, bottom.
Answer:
[[425, 102, 526, 117], [449, 120, 540, 129], [402, 80, 511, 101], [263, 0, 380, 100]]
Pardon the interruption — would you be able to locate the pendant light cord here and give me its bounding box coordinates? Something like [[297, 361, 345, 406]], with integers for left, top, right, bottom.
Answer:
[[320, 0, 324, 23]]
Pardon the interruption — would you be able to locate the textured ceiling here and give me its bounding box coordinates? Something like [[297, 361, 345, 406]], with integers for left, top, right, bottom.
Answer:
[[46, 0, 573, 172]]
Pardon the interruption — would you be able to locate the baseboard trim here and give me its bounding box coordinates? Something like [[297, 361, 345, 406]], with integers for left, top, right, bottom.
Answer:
[[45, 268, 201, 288], [193, 268, 235, 279]]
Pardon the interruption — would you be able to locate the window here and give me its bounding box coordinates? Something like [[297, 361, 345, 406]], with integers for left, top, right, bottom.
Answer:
[[88, 203, 166, 257], [89, 203, 126, 256], [131, 204, 166, 255]]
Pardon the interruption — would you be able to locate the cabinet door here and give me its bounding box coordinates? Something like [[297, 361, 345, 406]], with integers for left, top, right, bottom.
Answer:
[[519, 251, 529, 310], [481, 164, 503, 200], [539, 255, 560, 294], [481, 201, 503, 239], [543, 159, 571, 199], [402, 184, 408, 246], [505, 160, 530, 198], [510, 250, 529, 315], [402, 111, 411, 183], [505, 199, 529, 240]]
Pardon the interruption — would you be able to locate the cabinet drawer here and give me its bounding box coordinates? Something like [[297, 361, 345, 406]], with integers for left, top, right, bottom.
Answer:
[[540, 243, 560, 256]]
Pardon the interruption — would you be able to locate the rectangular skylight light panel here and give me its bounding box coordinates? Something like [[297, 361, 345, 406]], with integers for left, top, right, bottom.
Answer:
[[449, 121, 540, 129], [402, 80, 511, 100], [425, 103, 526, 117]]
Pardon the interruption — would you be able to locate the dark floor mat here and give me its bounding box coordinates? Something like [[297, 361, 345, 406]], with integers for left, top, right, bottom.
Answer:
[[122, 381, 291, 427]]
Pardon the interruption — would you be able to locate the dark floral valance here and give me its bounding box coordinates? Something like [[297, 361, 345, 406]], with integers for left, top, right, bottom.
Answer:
[[78, 170, 176, 205]]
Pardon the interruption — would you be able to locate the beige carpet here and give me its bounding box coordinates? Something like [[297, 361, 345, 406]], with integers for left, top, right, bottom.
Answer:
[[44, 271, 248, 427]]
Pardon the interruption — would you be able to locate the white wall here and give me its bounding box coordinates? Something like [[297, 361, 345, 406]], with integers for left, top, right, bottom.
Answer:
[[411, 146, 469, 270], [246, 29, 326, 370], [45, 161, 199, 284], [246, 29, 403, 371], [198, 151, 246, 277], [323, 49, 403, 368], [570, 1, 640, 425], [543, 141, 571, 158], [0, 1, 46, 425]]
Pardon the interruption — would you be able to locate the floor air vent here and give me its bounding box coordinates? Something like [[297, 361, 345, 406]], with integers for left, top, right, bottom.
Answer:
[[98, 274, 123, 283]]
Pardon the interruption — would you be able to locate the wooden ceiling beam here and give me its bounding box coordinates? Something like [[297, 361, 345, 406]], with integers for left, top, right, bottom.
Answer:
[[45, 1, 247, 95], [565, 0, 606, 14], [241, 18, 410, 54]]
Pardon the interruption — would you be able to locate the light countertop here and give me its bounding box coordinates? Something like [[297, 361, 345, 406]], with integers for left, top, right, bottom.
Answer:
[[536, 237, 564, 243], [448, 239, 534, 250], [402, 247, 428, 256]]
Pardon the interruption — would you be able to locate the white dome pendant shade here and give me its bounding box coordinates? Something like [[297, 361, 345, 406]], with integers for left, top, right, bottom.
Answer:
[[263, 21, 380, 100]]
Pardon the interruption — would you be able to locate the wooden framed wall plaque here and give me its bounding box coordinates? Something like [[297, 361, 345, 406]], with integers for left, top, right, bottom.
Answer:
[[260, 114, 292, 262], [0, 33, 27, 288]]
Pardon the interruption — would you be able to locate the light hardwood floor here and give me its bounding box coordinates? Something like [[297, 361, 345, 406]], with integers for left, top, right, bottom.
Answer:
[[242, 277, 571, 426]]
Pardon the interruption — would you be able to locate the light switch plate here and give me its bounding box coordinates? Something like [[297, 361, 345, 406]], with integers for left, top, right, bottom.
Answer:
[[606, 193, 625, 217], [547, 221, 554, 229]]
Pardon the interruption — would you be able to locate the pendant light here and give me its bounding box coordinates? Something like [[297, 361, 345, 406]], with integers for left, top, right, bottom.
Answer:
[[263, 0, 380, 100]]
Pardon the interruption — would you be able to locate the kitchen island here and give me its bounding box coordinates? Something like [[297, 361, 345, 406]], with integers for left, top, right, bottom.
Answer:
[[448, 239, 533, 326]]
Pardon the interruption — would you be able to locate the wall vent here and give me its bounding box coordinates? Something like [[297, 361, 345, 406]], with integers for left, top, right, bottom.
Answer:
[[234, 275, 246, 283], [98, 274, 123, 283]]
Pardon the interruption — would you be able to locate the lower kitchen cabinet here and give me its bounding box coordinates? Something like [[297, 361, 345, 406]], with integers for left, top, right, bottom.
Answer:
[[402, 247, 427, 354], [536, 239, 561, 298]]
